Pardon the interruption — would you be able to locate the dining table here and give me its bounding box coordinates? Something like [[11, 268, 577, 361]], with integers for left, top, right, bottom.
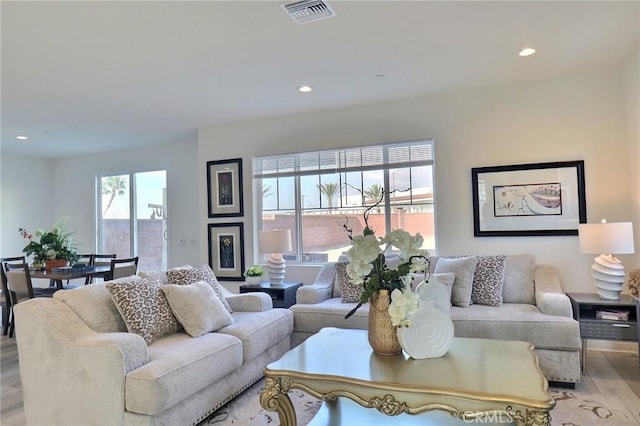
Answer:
[[30, 265, 112, 290]]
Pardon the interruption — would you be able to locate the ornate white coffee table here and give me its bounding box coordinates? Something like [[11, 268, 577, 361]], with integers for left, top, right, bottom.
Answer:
[[261, 327, 554, 426]]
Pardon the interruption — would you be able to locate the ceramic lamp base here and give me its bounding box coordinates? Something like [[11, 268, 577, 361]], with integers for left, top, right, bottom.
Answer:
[[266, 253, 286, 285], [591, 254, 625, 300]]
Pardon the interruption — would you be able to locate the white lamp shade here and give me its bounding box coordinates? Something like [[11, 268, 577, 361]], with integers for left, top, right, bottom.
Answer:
[[258, 229, 292, 254], [578, 222, 635, 255]]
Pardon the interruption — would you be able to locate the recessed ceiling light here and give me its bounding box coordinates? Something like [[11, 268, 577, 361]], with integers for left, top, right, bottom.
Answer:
[[16, 135, 28, 140], [299, 85, 313, 93], [519, 48, 536, 57]]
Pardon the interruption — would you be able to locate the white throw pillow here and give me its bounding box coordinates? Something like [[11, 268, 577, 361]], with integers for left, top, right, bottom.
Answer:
[[166, 265, 233, 313], [161, 281, 233, 337], [433, 256, 478, 308], [414, 273, 455, 315]]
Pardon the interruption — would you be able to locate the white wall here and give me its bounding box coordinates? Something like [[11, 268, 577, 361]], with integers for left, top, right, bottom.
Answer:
[[47, 141, 201, 268], [1, 143, 200, 267], [1, 153, 53, 258], [199, 66, 634, 297]]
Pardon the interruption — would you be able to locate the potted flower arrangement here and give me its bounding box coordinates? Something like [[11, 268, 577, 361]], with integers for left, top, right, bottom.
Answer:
[[19, 226, 79, 270], [244, 265, 265, 285], [342, 190, 429, 354]]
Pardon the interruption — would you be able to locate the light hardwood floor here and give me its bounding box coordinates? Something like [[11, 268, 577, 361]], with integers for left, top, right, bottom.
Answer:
[[1, 334, 639, 425]]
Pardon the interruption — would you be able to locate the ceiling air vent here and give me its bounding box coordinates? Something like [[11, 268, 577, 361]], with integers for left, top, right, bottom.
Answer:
[[282, 0, 335, 24]]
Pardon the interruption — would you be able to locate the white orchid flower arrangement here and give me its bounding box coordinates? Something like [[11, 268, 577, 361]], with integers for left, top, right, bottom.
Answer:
[[342, 189, 430, 325]]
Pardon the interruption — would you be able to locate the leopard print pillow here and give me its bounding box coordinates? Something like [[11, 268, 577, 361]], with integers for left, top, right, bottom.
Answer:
[[335, 262, 361, 303], [106, 277, 182, 345], [166, 265, 232, 313], [471, 255, 507, 306]]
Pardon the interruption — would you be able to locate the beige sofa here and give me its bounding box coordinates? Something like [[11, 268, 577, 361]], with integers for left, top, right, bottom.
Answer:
[[14, 275, 293, 426], [290, 254, 581, 385]]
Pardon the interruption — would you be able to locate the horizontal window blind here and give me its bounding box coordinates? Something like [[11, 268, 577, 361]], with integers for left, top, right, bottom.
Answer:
[[253, 139, 434, 178]]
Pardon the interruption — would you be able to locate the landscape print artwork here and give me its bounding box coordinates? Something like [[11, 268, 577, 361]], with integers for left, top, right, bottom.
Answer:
[[493, 183, 562, 217]]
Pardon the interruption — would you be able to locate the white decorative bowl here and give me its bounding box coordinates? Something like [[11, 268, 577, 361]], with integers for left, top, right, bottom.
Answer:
[[245, 276, 263, 285]]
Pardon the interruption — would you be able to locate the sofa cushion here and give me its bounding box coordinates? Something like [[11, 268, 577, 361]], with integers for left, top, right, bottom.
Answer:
[[125, 332, 243, 415], [106, 277, 182, 345], [434, 256, 477, 308], [53, 277, 142, 333], [166, 265, 233, 313], [502, 254, 536, 304], [471, 255, 507, 306], [161, 281, 233, 337], [291, 297, 369, 335], [450, 303, 581, 351], [218, 309, 293, 362], [335, 261, 361, 303]]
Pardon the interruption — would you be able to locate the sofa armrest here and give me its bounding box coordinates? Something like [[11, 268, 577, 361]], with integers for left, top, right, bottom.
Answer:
[[14, 298, 148, 425], [534, 265, 573, 318], [296, 262, 337, 304], [225, 292, 273, 312], [297, 284, 333, 304]]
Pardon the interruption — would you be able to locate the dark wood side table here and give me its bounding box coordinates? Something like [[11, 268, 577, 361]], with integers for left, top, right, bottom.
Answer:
[[566, 292, 638, 372], [239, 281, 303, 308]]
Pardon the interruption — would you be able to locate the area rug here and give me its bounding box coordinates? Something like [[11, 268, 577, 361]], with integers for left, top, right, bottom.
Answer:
[[201, 380, 637, 425], [201, 378, 321, 425], [548, 389, 638, 426]]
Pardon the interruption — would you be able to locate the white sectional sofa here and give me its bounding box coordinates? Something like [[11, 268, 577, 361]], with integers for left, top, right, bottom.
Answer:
[[14, 274, 293, 426], [290, 254, 582, 385]]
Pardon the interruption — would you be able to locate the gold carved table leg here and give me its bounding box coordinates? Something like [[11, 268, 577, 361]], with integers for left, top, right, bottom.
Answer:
[[507, 406, 551, 426], [259, 376, 296, 426]]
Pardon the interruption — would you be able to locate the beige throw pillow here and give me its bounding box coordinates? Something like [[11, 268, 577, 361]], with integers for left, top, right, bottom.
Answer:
[[161, 281, 233, 337], [166, 265, 233, 313], [106, 277, 182, 345]]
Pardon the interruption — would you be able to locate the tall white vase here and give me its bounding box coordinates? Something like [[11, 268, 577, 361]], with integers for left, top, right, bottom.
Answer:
[[397, 299, 454, 359]]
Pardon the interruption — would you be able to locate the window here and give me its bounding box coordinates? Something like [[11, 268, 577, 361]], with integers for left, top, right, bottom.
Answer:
[[97, 170, 168, 271], [253, 140, 435, 264]]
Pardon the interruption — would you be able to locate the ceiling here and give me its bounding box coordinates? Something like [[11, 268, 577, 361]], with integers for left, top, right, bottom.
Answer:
[[2, 1, 639, 159]]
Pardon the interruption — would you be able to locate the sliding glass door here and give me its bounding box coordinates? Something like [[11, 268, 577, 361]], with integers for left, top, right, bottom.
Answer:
[[98, 170, 167, 271]]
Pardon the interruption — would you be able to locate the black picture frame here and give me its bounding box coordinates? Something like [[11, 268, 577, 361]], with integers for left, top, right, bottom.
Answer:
[[207, 158, 244, 218], [207, 222, 246, 281], [472, 160, 586, 237]]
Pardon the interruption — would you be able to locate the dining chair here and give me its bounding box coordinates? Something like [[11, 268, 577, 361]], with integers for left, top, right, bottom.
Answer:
[[0, 256, 26, 336], [109, 257, 139, 280], [4, 262, 57, 337], [88, 254, 116, 283]]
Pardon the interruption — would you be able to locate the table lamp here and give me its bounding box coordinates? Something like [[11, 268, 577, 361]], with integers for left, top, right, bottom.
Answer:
[[259, 229, 292, 285], [578, 220, 635, 300]]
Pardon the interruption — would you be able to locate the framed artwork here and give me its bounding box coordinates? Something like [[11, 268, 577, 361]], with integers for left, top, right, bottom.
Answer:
[[207, 158, 244, 218], [472, 160, 586, 236], [207, 222, 246, 281]]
